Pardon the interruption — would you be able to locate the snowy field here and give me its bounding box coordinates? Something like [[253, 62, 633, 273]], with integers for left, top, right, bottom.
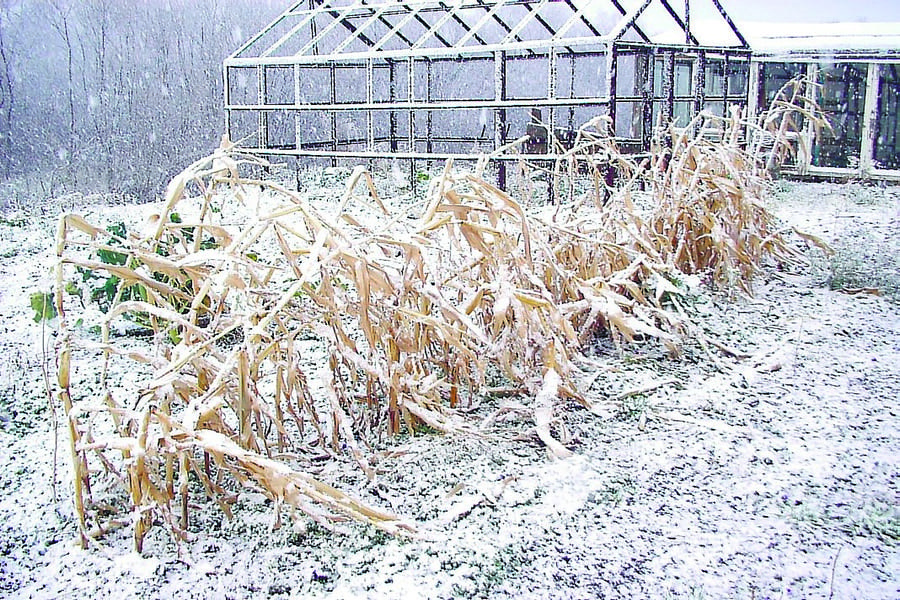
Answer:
[[0, 174, 898, 599]]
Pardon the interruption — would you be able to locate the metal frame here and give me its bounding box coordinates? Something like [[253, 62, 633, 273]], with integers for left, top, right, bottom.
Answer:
[[224, 0, 751, 181]]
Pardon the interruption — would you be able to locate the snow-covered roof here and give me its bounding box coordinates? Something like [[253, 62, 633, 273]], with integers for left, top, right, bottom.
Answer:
[[227, 0, 749, 66], [742, 21, 900, 60]]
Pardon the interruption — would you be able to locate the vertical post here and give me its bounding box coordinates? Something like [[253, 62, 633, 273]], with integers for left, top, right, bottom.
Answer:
[[548, 48, 558, 155], [257, 65, 268, 150], [801, 62, 818, 174], [223, 66, 231, 142], [294, 63, 302, 151], [693, 51, 706, 128], [366, 59, 375, 153], [426, 59, 434, 154], [860, 62, 880, 177], [747, 60, 760, 120], [494, 50, 508, 189], [330, 62, 338, 167], [547, 48, 560, 202], [684, 0, 691, 46], [660, 50, 675, 148], [389, 61, 398, 152], [408, 57, 416, 191], [746, 59, 761, 147], [641, 50, 655, 150], [407, 57, 415, 152], [722, 53, 731, 112], [568, 53, 576, 131], [606, 43, 618, 135], [663, 51, 675, 129]]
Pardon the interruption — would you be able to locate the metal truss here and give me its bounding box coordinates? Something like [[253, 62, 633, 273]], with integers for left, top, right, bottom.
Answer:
[[224, 0, 752, 181]]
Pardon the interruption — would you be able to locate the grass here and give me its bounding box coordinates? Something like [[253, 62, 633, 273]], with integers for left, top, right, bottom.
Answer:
[[449, 543, 529, 598], [804, 226, 900, 302], [825, 237, 900, 301], [52, 79, 827, 551], [616, 394, 650, 422], [788, 500, 900, 544], [772, 178, 899, 301], [849, 502, 900, 543], [588, 475, 637, 506], [664, 587, 707, 600]]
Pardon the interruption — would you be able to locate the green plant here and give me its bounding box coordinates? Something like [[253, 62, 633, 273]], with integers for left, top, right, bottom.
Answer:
[[69, 217, 209, 328], [168, 212, 219, 250], [788, 503, 830, 530], [0, 215, 26, 227], [787, 500, 899, 543], [30, 291, 57, 322], [73, 223, 147, 315], [617, 394, 650, 421], [825, 238, 900, 301], [594, 475, 637, 506], [850, 502, 900, 543], [664, 586, 707, 600], [96, 222, 129, 266]]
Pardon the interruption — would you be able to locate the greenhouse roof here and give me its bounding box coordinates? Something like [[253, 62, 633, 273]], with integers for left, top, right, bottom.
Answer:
[[227, 0, 749, 65], [742, 21, 900, 60]]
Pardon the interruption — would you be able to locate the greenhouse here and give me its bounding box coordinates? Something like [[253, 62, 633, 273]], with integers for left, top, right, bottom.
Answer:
[[746, 22, 900, 180], [224, 0, 752, 183]]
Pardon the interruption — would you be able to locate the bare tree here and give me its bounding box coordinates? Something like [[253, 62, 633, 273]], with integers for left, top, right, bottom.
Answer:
[[0, 0, 286, 199], [45, 0, 79, 186], [0, 1, 14, 177]]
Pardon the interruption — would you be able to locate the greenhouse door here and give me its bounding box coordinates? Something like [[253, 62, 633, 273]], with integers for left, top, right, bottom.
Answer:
[[811, 63, 868, 171]]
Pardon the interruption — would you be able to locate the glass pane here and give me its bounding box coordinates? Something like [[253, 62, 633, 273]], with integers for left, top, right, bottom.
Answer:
[[674, 100, 692, 126], [675, 61, 692, 97], [653, 59, 663, 97], [759, 62, 804, 110], [874, 64, 900, 170], [727, 62, 749, 97], [705, 60, 725, 96], [704, 100, 725, 117], [812, 63, 867, 169], [615, 101, 644, 139]]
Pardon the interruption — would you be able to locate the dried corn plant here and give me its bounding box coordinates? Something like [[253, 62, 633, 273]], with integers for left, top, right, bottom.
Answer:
[[537, 77, 828, 294], [638, 83, 829, 293], [53, 79, 825, 551], [53, 150, 424, 551]]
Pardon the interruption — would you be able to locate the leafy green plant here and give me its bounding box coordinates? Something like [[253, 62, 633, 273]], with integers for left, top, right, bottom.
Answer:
[[589, 475, 637, 506], [0, 215, 26, 227], [71, 216, 216, 328], [617, 394, 650, 421], [787, 500, 899, 543], [167, 212, 219, 250], [70, 223, 143, 314], [96, 222, 129, 266], [30, 291, 57, 322], [64, 219, 195, 330]]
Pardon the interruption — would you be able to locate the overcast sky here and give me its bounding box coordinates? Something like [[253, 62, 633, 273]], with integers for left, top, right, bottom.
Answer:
[[720, 0, 900, 23]]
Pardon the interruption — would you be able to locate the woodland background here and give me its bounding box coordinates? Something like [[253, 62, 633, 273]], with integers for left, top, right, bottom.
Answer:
[[0, 0, 286, 204]]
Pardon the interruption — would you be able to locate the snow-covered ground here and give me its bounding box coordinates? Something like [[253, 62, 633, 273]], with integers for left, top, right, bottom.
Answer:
[[0, 175, 898, 599]]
